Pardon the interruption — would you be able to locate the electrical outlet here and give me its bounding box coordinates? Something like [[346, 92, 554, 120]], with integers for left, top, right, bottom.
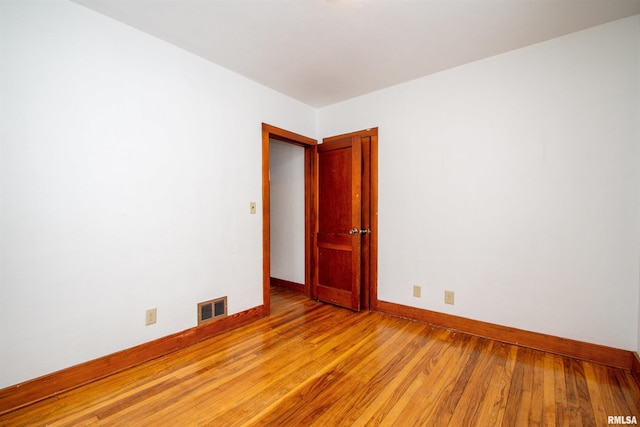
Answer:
[[444, 290, 454, 305], [413, 285, 421, 298], [250, 202, 257, 214], [145, 308, 157, 325]]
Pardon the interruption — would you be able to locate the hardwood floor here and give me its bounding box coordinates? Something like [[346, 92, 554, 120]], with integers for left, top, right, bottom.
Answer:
[[2, 286, 639, 426]]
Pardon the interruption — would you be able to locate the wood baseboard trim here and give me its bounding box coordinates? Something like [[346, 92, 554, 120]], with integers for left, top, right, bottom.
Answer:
[[270, 277, 305, 294], [0, 305, 265, 416], [376, 300, 633, 370], [632, 352, 640, 388]]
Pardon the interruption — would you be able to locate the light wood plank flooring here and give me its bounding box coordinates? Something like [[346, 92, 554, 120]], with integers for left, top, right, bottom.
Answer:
[[1, 286, 639, 426]]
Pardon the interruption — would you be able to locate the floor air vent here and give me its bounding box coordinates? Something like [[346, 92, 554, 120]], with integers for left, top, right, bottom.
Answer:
[[198, 296, 227, 325]]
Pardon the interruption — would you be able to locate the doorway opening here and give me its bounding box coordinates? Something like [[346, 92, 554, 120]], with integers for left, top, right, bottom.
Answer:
[[269, 140, 306, 293]]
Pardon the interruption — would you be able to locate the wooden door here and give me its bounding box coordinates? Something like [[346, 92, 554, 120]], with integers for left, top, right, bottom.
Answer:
[[314, 135, 362, 310]]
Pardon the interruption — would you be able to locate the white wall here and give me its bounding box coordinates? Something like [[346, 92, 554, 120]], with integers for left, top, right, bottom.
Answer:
[[319, 16, 640, 351], [0, 0, 315, 388], [269, 139, 305, 285], [638, 14, 640, 356]]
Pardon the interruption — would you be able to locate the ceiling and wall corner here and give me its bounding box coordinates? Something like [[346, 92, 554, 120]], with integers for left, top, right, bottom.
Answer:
[[71, 0, 640, 108]]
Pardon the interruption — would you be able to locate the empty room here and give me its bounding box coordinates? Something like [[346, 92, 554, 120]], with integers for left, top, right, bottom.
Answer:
[[1, 0, 640, 425]]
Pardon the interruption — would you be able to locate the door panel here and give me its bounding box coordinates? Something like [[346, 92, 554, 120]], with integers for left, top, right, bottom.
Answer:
[[315, 136, 362, 310]]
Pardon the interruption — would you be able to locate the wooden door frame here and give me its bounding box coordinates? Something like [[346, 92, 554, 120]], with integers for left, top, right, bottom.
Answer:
[[262, 123, 378, 314], [262, 123, 317, 315]]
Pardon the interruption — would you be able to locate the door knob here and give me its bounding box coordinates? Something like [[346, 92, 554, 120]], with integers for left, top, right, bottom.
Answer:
[[349, 228, 371, 235]]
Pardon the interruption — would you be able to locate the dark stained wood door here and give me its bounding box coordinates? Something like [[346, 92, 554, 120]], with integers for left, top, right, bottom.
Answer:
[[315, 135, 362, 310]]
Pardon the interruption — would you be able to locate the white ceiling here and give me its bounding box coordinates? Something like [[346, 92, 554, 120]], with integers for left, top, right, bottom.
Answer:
[[72, 0, 640, 108]]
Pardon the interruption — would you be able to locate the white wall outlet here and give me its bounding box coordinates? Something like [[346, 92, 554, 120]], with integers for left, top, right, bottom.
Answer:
[[250, 201, 257, 214], [444, 290, 454, 305], [145, 308, 157, 325], [413, 285, 421, 298]]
